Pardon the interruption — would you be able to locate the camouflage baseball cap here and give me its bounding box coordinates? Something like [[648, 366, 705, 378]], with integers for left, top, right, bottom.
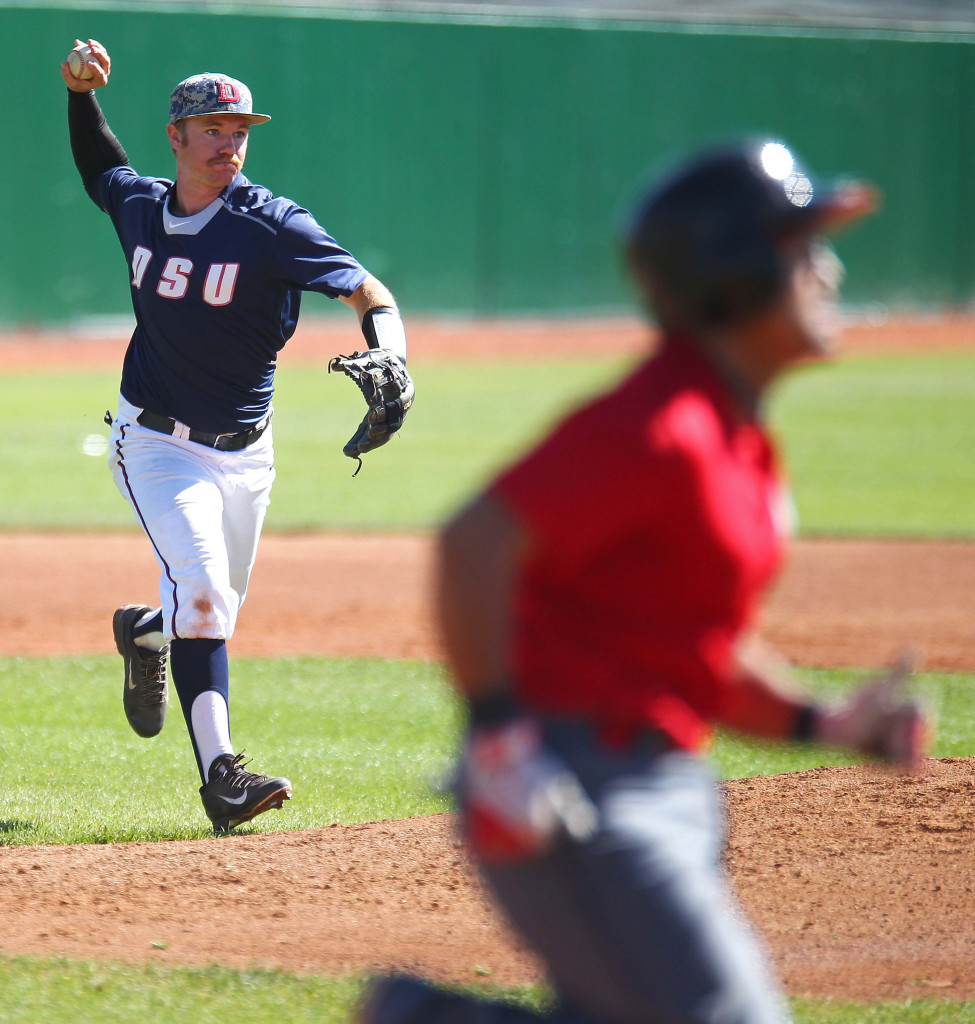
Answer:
[[168, 73, 271, 125]]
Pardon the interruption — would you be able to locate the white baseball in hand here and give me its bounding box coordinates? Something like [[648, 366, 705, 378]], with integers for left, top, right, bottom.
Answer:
[[67, 44, 98, 80]]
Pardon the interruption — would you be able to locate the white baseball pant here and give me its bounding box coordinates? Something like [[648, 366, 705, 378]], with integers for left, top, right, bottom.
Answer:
[[109, 396, 275, 643]]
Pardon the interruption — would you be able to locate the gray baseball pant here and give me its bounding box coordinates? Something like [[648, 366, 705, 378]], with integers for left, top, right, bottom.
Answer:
[[391, 720, 791, 1024]]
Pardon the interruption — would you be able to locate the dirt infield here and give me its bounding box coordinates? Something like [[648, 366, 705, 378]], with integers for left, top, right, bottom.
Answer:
[[2, 309, 974, 369], [1, 316, 973, 1003], [1, 533, 973, 672]]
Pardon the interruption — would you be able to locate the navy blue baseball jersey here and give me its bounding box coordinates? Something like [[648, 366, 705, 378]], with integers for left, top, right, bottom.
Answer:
[[97, 166, 368, 432]]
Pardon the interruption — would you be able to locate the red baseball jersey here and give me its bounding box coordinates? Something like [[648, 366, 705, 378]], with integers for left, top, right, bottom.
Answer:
[[491, 337, 792, 752]]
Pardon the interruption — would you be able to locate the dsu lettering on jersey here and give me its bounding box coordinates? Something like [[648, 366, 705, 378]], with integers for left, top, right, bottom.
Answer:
[[101, 166, 367, 431], [131, 245, 240, 306]]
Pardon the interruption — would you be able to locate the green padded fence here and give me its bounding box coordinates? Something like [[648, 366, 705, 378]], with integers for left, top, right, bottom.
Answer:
[[4, 4, 974, 326]]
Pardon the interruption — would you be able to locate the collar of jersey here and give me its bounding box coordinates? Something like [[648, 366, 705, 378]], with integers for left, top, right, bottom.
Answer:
[[162, 193, 225, 235]]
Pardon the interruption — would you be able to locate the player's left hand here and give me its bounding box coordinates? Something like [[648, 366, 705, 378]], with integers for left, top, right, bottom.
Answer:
[[459, 715, 598, 863], [813, 652, 931, 772], [328, 349, 414, 474]]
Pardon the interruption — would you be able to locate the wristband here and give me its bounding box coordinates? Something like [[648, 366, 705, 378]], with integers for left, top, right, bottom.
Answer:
[[468, 689, 521, 728], [791, 704, 819, 742], [361, 305, 407, 362]]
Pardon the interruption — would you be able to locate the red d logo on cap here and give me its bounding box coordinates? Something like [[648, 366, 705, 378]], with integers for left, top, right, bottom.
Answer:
[[216, 82, 240, 103]]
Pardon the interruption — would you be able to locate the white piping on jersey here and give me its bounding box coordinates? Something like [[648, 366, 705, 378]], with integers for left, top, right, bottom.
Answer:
[[121, 189, 279, 237], [222, 205, 278, 235]]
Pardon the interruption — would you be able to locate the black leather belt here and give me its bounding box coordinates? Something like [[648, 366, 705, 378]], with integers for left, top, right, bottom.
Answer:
[[136, 409, 267, 452]]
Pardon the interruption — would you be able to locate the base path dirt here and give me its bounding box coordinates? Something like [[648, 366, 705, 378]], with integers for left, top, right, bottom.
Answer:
[[0, 533, 972, 672], [0, 763, 972, 1003], [0, 314, 973, 1004], [2, 311, 974, 368]]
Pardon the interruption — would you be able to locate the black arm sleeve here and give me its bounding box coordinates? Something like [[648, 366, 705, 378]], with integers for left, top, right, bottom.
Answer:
[[67, 89, 129, 207]]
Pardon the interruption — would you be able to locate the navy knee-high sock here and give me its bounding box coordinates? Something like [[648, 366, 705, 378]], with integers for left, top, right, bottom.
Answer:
[[170, 638, 231, 784]]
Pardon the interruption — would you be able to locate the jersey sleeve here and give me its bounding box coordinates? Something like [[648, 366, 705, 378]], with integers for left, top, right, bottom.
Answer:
[[272, 206, 369, 298], [97, 166, 169, 222]]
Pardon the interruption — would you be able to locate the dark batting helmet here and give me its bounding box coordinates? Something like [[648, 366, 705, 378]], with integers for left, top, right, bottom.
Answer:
[[625, 140, 878, 330]]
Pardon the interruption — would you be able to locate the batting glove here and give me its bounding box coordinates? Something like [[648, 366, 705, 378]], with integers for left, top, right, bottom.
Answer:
[[459, 696, 597, 864], [812, 652, 930, 772]]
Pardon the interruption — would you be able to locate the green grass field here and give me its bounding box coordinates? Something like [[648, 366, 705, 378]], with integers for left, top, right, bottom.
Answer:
[[0, 350, 972, 534], [772, 352, 975, 537], [0, 658, 970, 847], [0, 957, 971, 1024], [0, 345, 972, 1021]]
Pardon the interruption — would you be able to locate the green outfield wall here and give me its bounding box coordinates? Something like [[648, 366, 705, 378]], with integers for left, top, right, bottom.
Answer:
[[4, 4, 974, 325]]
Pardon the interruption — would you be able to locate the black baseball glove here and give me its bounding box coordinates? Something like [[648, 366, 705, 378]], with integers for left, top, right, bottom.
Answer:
[[328, 349, 415, 475]]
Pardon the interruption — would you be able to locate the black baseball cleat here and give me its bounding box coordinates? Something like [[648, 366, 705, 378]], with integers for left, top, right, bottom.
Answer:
[[113, 604, 169, 738], [200, 753, 292, 833]]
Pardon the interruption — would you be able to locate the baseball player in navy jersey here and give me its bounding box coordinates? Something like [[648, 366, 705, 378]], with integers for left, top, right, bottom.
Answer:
[[62, 39, 413, 832], [359, 142, 930, 1024]]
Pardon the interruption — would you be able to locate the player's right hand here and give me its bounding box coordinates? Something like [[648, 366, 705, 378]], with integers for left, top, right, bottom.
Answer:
[[60, 38, 111, 92], [814, 651, 931, 773]]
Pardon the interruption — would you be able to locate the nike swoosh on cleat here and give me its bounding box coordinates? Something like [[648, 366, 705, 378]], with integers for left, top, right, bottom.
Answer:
[[222, 792, 250, 805]]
